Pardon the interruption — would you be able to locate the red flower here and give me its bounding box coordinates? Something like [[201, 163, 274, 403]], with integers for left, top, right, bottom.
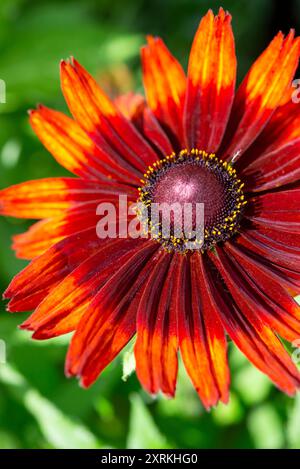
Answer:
[[1, 8, 300, 409]]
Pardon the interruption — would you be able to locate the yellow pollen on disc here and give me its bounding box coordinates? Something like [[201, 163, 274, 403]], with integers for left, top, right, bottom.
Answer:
[[137, 149, 247, 253]]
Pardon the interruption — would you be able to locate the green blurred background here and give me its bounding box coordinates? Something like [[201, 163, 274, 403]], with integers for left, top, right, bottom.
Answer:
[[1, 0, 300, 449]]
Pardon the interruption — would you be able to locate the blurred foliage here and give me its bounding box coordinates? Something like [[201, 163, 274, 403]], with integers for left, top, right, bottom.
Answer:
[[0, 0, 300, 450]]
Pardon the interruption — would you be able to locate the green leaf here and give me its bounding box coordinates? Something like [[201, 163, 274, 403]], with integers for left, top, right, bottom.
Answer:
[[0, 430, 19, 449], [287, 393, 300, 448], [247, 404, 284, 449], [0, 364, 101, 449], [233, 364, 271, 405], [24, 390, 100, 449], [212, 393, 244, 426], [122, 347, 136, 382], [127, 394, 169, 449]]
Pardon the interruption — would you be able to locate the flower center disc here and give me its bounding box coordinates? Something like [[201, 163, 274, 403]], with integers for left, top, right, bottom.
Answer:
[[138, 149, 247, 252], [153, 164, 225, 226]]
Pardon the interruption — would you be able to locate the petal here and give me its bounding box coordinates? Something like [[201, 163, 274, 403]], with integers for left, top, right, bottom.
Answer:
[[142, 108, 174, 156], [4, 228, 101, 312], [221, 31, 300, 159], [245, 146, 300, 193], [240, 101, 300, 191], [184, 8, 236, 152], [236, 230, 300, 294], [196, 254, 230, 403], [21, 239, 142, 338], [250, 224, 300, 251], [142, 36, 186, 145], [224, 242, 300, 342], [30, 105, 134, 183], [114, 92, 145, 121], [239, 228, 300, 272], [0, 178, 135, 219], [134, 252, 179, 397], [65, 241, 159, 387], [249, 190, 300, 232], [209, 248, 300, 395], [12, 202, 100, 259], [178, 253, 229, 409], [61, 58, 157, 172]]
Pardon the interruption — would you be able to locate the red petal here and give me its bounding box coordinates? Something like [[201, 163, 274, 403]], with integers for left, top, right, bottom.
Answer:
[[142, 108, 174, 156], [224, 242, 300, 342], [4, 228, 101, 311], [245, 146, 300, 193], [12, 202, 100, 259], [0, 178, 135, 219], [209, 248, 300, 395], [142, 36, 186, 145], [239, 101, 300, 191], [22, 239, 142, 338], [251, 224, 300, 250], [184, 8, 236, 152], [197, 254, 230, 403], [65, 241, 159, 387], [29, 105, 134, 183], [249, 190, 300, 232], [236, 230, 300, 294], [134, 252, 179, 397], [221, 31, 300, 159], [178, 253, 229, 409], [239, 229, 300, 272], [114, 92, 145, 121], [61, 58, 157, 172]]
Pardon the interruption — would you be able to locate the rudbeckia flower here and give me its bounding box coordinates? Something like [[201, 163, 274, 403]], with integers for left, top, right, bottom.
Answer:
[[1, 8, 300, 409]]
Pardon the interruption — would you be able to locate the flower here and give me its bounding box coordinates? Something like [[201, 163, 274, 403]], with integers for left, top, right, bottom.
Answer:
[[1, 8, 300, 410]]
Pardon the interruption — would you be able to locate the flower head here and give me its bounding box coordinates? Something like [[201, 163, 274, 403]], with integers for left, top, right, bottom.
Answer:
[[1, 8, 300, 409]]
